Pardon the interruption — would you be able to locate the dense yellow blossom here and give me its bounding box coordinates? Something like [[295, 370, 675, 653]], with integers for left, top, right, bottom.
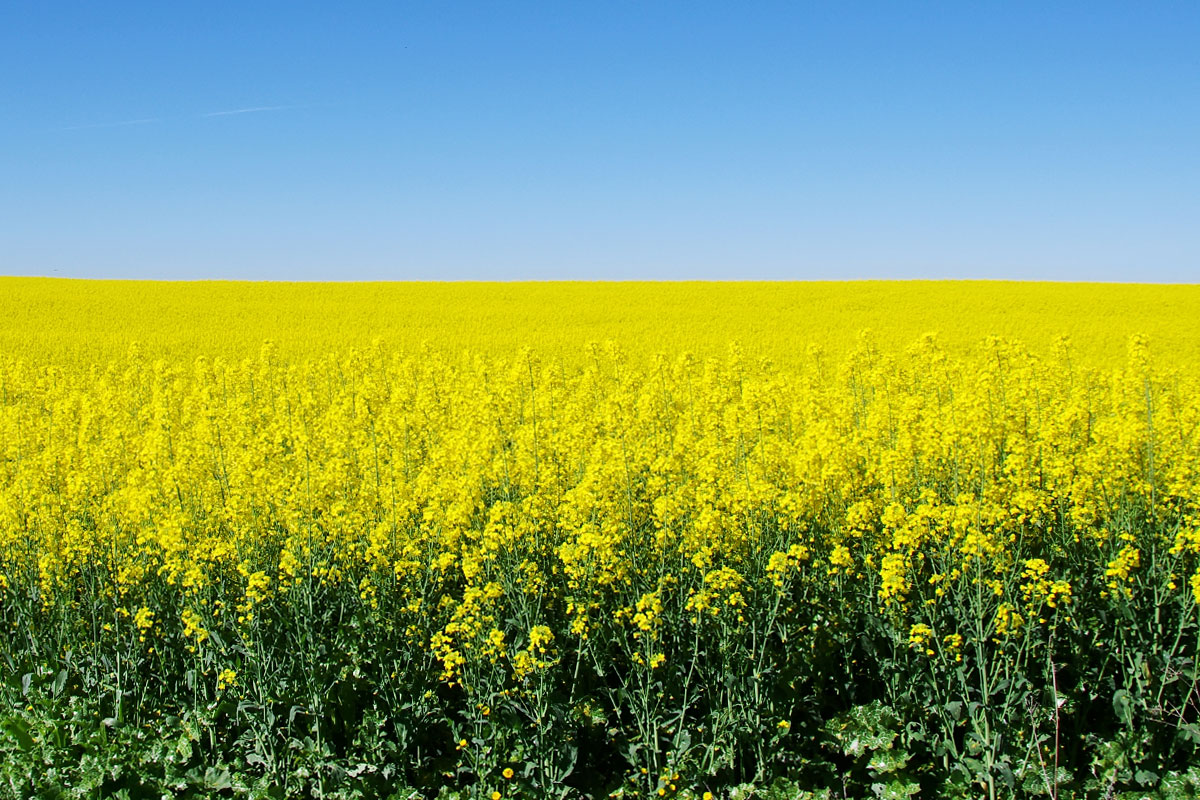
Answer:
[[3, 295, 1197, 635]]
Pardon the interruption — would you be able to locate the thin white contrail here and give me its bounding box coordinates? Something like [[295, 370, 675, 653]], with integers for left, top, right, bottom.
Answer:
[[58, 117, 161, 131], [201, 105, 299, 117], [57, 104, 303, 131]]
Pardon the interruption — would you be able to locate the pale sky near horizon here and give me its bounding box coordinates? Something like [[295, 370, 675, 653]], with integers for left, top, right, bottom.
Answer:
[[2, 2, 1198, 282]]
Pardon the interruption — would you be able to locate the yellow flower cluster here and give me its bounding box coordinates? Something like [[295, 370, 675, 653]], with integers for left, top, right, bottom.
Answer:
[[1020, 559, 1073, 610], [510, 625, 557, 681], [1104, 546, 1141, 598], [908, 623, 935, 656], [685, 566, 748, 622]]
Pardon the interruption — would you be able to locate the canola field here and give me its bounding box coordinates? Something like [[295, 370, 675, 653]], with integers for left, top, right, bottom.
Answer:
[[2, 278, 1200, 799]]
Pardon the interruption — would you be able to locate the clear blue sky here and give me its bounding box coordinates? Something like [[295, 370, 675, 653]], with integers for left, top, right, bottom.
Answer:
[[2, 2, 1197, 281]]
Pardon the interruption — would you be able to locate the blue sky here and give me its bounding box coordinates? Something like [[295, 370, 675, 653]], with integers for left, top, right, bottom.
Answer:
[[1, 2, 1197, 281]]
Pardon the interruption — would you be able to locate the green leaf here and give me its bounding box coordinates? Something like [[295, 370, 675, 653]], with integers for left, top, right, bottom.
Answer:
[[871, 778, 921, 799], [1112, 689, 1133, 725], [825, 702, 899, 758], [1, 718, 35, 752], [204, 766, 234, 791], [868, 748, 911, 775], [1134, 769, 1159, 788]]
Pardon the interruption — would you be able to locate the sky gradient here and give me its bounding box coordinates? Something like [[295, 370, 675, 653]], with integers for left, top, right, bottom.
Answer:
[[2, 2, 1198, 282]]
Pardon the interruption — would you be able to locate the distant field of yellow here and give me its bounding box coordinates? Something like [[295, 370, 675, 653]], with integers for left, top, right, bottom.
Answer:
[[2, 277, 1198, 367]]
